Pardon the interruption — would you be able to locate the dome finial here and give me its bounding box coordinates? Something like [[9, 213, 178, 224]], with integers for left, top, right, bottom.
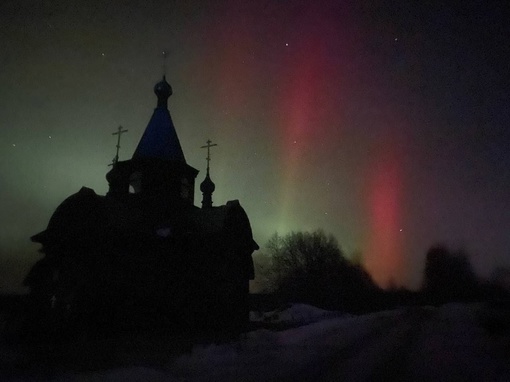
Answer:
[[162, 50, 167, 77]]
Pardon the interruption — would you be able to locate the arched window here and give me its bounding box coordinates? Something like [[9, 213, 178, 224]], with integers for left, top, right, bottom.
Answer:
[[129, 171, 142, 194]]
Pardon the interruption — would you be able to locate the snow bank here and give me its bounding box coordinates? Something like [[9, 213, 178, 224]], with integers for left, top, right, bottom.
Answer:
[[46, 367, 175, 382], [403, 303, 510, 381], [168, 310, 393, 381], [250, 303, 345, 325]]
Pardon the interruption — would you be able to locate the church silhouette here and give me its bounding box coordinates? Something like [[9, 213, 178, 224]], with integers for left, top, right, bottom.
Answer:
[[25, 76, 259, 334]]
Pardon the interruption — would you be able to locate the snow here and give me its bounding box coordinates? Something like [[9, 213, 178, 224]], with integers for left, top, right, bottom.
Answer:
[[2, 303, 510, 381], [403, 303, 510, 381], [249, 303, 346, 325], [169, 312, 386, 381]]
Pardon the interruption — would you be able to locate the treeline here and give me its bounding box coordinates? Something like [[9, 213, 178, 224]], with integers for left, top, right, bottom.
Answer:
[[253, 230, 510, 313]]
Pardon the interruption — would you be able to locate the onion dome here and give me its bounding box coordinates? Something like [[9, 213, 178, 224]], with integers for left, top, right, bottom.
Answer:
[[154, 75, 172, 108], [200, 170, 215, 208]]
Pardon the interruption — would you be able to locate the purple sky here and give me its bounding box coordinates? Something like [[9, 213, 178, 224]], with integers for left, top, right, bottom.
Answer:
[[1, 0, 509, 291]]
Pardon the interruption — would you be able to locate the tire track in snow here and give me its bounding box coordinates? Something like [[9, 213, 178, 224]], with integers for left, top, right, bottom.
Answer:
[[317, 307, 433, 381], [280, 309, 407, 382], [367, 307, 435, 382]]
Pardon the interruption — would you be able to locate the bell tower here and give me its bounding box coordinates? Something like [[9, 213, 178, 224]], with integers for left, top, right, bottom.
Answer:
[[106, 76, 199, 206]]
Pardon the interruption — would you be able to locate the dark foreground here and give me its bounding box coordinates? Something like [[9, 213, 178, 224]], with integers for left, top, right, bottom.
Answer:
[[1, 302, 510, 381]]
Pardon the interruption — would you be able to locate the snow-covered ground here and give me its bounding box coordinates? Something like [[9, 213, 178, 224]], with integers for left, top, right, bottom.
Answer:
[[249, 303, 346, 325], [2, 303, 510, 381]]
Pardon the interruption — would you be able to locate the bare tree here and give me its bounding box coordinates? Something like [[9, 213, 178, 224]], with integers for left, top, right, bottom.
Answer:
[[265, 230, 380, 312]]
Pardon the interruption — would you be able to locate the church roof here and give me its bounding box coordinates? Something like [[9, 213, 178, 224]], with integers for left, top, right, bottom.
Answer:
[[132, 77, 186, 162]]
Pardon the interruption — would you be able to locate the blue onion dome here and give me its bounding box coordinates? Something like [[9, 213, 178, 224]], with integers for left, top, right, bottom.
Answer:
[[154, 76, 172, 107]]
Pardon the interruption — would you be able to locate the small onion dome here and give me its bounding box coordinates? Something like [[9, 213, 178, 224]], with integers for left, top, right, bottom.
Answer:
[[200, 172, 215, 194], [154, 76, 172, 107]]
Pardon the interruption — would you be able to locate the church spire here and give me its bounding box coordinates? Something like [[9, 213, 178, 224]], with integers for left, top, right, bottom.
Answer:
[[132, 76, 185, 162], [200, 139, 217, 209], [106, 75, 198, 200]]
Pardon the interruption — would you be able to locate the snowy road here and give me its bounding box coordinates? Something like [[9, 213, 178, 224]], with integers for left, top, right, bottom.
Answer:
[[283, 305, 509, 382], [299, 308, 432, 381], [2, 303, 510, 381], [284, 305, 501, 382]]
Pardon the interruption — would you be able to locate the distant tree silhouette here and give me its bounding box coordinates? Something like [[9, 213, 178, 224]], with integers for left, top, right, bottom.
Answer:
[[490, 267, 510, 293], [422, 245, 481, 304], [483, 266, 510, 305], [265, 230, 381, 312]]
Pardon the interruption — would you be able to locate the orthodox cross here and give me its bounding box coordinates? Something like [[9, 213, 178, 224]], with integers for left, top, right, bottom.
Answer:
[[162, 50, 168, 77], [200, 139, 218, 172], [110, 125, 128, 166]]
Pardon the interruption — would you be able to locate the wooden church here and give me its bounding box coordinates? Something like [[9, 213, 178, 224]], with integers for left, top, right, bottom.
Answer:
[[25, 76, 258, 333]]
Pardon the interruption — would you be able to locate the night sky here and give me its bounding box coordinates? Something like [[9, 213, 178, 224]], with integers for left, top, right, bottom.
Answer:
[[1, 0, 509, 292]]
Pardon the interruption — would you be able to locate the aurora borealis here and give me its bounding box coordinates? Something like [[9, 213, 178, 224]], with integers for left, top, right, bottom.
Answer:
[[1, 0, 509, 291]]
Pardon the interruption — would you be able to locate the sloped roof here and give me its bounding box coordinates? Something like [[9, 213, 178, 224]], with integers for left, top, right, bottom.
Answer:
[[132, 106, 186, 162], [132, 77, 186, 162]]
